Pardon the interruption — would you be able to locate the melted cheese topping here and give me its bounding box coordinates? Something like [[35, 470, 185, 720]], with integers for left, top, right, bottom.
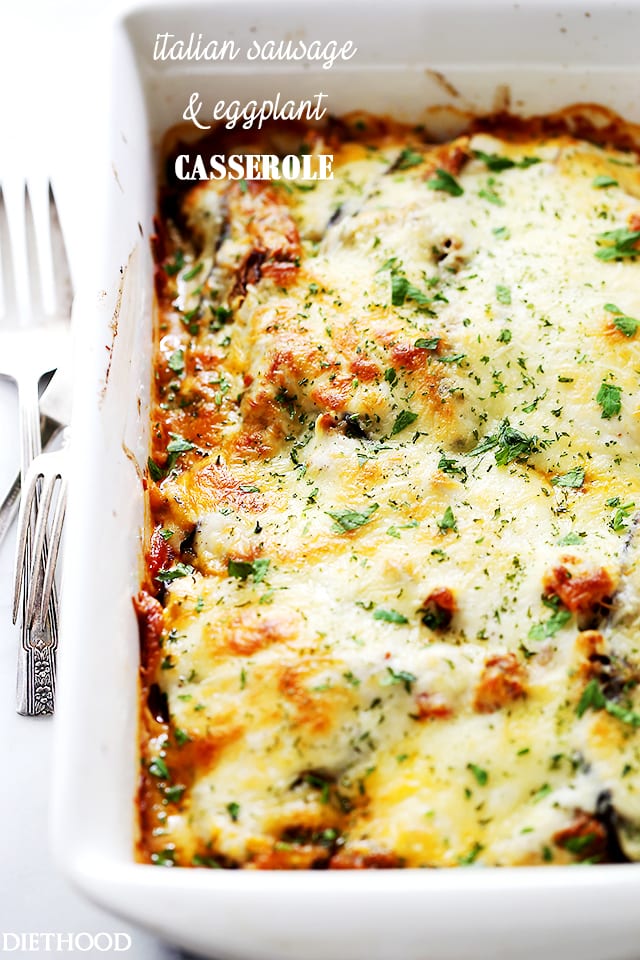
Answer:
[[138, 120, 640, 869]]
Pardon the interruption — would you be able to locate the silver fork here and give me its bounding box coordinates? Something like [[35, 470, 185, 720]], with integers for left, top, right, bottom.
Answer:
[[13, 441, 68, 631], [0, 180, 72, 716]]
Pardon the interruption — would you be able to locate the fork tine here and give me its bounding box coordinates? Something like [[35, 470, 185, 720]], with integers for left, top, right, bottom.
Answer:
[[3, 181, 31, 323], [35, 475, 67, 627], [11, 466, 40, 623], [24, 468, 58, 626], [49, 185, 73, 313], [28, 179, 56, 316]]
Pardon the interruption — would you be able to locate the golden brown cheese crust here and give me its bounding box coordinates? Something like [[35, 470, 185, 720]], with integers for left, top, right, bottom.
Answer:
[[138, 108, 640, 869]]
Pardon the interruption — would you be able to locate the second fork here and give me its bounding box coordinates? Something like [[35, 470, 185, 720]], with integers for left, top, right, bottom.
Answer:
[[0, 179, 72, 716]]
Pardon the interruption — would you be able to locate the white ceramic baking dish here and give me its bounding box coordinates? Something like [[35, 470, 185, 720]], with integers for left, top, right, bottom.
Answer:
[[52, 1, 640, 957]]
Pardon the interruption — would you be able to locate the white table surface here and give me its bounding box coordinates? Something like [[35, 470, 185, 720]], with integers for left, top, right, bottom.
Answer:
[[0, 1, 198, 956]]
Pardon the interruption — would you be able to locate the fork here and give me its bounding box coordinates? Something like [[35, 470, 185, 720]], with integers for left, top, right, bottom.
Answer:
[[0, 180, 72, 716], [13, 440, 68, 632]]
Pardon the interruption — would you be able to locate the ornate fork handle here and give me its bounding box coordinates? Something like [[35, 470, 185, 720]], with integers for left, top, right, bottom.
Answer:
[[16, 596, 57, 717], [14, 438, 67, 717]]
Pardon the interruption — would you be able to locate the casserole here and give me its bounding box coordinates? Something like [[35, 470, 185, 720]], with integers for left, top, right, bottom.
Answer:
[[53, 0, 640, 956], [140, 114, 640, 871]]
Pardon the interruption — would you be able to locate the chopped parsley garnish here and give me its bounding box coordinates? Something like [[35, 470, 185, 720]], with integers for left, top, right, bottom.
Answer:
[[457, 842, 483, 865], [610, 501, 635, 532], [164, 249, 185, 276], [613, 316, 639, 337], [468, 419, 539, 466], [395, 147, 424, 170], [148, 757, 169, 779], [532, 783, 552, 803], [174, 728, 192, 746], [557, 532, 585, 546], [528, 607, 571, 641], [227, 558, 271, 582], [426, 168, 464, 197], [391, 409, 419, 436], [479, 179, 504, 206], [496, 284, 511, 305], [164, 785, 186, 804], [373, 608, 409, 624], [473, 150, 541, 172], [576, 678, 640, 728], [551, 466, 585, 489], [438, 505, 457, 532], [596, 381, 622, 419], [383, 258, 436, 310], [166, 433, 196, 471], [592, 175, 618, 188], [147, 457, 163, 482], [564, 834, 597, 855], [437, 454, 467, 481], [192, 855, 222, 869], [604, 303, 639, 337], [387, 520, 419, 538], [391, 274, 433, 309], [414, 336, 440, 350], [327, 503, 379, 533], [343, 671, 360, 687], [382, 666, 417, 693], [227, 801, 241, 822], [156, 562, 195, 583], [467, 763, 488, 786], [497, 328, 512, 343], [303, 773, 331, 804], [168, 349, 185, 374], [182, 262, 204, 281], [211, 305, 233, 330], [595, 228, 640, 261], [437, 353, 466, 364]]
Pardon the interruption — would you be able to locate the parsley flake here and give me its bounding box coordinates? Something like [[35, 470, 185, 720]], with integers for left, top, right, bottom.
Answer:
[[496, 284, 511, 305], [156, 562, 194, 583], [528, 608, 571, 640], [395, 147, 424, 170], [427, 168, 464, 197], [391, 410, 419, 436], [551, 466, 585, 489], [227, 558, 271, 582], [595, 228, 640, 261], [373, 608, 409, 625], [382, 666, 417, 692], [468, 419, 539, 466], [592, 175, 618, 188], [438, 505, 457, 532], [327, 503, 379, 533], [596, 381, 622, 419], [467, 763, 488, 786]]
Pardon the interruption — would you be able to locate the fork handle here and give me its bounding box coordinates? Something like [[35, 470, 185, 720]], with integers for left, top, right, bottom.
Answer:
[[16, 376, 53, 716], [16, 600, 57, 716]]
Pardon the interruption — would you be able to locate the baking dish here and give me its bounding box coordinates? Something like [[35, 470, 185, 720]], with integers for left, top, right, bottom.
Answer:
[[52, 0, 640, 957]]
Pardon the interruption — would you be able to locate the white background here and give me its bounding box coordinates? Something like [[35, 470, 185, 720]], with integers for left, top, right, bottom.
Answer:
[[0, 1, 197, 956]]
